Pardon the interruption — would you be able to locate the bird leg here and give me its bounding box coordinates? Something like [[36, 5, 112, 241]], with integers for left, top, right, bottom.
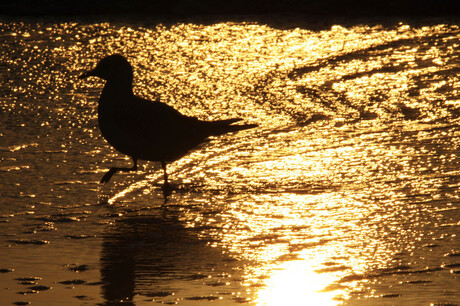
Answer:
[[100, 157, 138, 184], [161, 161, 172, 197], [161, 161, 168, 185]]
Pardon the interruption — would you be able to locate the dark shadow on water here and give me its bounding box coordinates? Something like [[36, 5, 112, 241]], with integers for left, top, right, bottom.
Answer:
[[2, 0, 459, 22], [99, 209, 242, 304]]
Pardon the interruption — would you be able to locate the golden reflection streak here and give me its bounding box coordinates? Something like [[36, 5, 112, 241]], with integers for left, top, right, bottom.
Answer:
[[107, 173, 162, 204], [255, 260, 343, 306]]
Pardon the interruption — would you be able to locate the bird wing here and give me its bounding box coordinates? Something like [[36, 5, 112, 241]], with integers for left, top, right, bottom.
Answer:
[[117, 96, 206, 160], [114, 96, 256, 162]]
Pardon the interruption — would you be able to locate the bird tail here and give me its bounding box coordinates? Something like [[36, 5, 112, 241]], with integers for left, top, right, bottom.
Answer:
[[208, 118, 257, 136]]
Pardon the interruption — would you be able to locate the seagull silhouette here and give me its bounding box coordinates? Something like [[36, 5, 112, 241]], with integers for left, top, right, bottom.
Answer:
[[79, 54, 256, 191]]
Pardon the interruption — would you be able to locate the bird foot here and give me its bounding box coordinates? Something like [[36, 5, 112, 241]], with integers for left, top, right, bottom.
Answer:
[[100, 168, 116, 184]]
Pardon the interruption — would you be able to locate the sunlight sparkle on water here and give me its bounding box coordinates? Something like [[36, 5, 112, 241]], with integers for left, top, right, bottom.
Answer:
[[0, 19, 459, 305], [255, 260, 345, 306]]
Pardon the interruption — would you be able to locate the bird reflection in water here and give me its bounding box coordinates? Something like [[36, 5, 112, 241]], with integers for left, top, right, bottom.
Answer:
[[79, 54, 256, 197], [100, 211, 244, 304]]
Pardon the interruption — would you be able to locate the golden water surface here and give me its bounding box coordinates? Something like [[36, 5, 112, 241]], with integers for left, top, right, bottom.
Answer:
[[0, 19, 459, 305]]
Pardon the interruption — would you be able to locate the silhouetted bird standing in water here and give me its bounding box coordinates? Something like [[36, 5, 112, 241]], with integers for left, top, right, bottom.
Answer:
[[79, 54, 256, 194]]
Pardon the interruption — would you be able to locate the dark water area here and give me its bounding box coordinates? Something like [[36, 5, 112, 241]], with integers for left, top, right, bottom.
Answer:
[[0, 15, 459, 305], [1, 0, 459, 17]]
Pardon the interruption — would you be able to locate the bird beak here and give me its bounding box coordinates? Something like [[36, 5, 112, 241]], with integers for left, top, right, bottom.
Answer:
[[78, 69, 96, 80]]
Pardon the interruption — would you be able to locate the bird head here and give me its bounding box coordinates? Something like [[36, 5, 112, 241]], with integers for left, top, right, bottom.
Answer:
[[79, 54, 133, 83]]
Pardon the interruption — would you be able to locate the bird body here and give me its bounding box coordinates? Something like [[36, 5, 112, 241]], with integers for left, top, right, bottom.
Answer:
[[79, 54, 256, 187]]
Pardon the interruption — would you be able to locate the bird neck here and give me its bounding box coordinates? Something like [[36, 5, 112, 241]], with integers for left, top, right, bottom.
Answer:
[[103, 79, 133, 96]]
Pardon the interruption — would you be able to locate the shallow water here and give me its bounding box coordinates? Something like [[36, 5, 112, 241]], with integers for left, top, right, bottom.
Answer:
[[0, 18, 459, 305]]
